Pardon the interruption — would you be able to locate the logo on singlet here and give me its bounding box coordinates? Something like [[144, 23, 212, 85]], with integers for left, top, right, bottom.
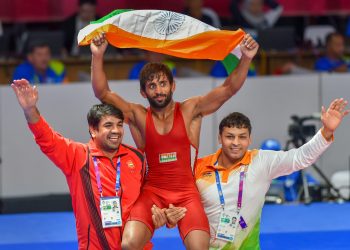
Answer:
[[159, 152, 177, 163]]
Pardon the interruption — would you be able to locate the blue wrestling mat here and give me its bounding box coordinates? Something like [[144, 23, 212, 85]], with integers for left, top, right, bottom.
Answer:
[[0, 202, 349, 250]]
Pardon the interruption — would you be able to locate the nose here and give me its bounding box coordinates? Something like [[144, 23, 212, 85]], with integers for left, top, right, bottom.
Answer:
[[111, 124, 122, 133], [232, 137, 240, 146], [154, 84, 162, 94]]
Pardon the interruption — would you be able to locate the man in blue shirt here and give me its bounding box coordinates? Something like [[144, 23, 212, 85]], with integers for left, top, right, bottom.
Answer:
[[13, 41, 67, 84], [315, 32, 349, 73]]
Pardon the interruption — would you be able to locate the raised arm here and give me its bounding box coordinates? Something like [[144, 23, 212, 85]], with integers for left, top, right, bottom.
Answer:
[[11, 79, 40, 123], [264, 98, 349, 180], [11, 79, 86, 175], [91, 33, 137, 123], [193, 34, 259, 117]]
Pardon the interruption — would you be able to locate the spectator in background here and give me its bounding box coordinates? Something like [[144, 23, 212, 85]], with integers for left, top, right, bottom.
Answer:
[[230, 0, 283, 35], [315, 32, 350, 73], [63, 0, 98, 56], [12, 42, 67, 84], [183, 0, 222, 28]]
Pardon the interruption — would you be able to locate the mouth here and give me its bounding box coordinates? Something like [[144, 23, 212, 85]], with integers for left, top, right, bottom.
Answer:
[[108, 135, 121, 142], [155, 97, 165, 102], [230, 148, 241, 153]]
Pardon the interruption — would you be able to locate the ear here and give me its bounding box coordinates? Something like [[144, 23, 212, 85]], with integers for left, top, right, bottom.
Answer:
[[140, 89, 147, 99], [27, 54, 33, 63], [89, 126, 96, 138], [171, 81, 176, 92], [217, 133, 222, 145]]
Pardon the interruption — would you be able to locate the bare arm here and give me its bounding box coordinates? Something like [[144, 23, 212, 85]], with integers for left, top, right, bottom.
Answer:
[[91, 33, 137, 123], [193, 34, 259, 117]]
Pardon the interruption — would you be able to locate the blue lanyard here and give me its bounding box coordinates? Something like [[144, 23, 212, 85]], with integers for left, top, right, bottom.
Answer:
[[93, 157, 121, 197], [214, 160, 246, 212]]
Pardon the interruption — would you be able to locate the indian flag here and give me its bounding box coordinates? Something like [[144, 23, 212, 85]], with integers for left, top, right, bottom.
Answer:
[[78, 9, 245, 74]]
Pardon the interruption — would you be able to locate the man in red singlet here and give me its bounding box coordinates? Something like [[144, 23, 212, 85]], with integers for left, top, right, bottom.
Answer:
[[90, 33, 258, 249]]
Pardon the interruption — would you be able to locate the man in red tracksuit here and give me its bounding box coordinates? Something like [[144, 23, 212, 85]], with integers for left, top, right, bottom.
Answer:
[[11, 78, 150, 250], [90, 32, 259, 249]]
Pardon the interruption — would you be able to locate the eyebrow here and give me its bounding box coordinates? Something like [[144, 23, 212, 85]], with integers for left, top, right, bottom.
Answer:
[[226, 132, 248, 136]]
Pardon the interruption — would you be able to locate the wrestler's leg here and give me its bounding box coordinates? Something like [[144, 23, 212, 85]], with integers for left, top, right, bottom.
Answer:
[[122, 188, 162, 250], [184, 230, 210, 250], [177, 194, 210, 250], [122, 221, 152, 250]]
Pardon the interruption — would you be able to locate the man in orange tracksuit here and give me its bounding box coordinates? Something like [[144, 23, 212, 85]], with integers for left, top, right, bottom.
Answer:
[[11, 78, 151, 250]]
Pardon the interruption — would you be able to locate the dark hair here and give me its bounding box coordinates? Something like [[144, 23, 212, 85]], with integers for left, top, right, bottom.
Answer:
[[79, 0, 96, 6], [27, 41, 50, 54], [87, 103, 124, 129], [325, 32, 343, 47], [219, 112, 252, 135], [139, 62, 174, 92]]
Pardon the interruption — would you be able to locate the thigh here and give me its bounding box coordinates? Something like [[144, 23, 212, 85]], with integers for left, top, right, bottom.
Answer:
[[177, 194, 210, 241], [128, 188, 164, 234]]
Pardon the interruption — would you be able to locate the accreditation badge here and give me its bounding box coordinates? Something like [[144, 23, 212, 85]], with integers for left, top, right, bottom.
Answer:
[[216, 209, 240, 242], [100, 196, 122, 228]]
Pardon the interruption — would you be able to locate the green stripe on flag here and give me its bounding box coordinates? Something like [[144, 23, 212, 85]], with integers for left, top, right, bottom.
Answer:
[[222, 53, 240, 75], [90, 9, 133, 24]]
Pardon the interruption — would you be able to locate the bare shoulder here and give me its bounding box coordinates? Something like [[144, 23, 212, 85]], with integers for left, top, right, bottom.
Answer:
[[131, 103, 147, 112], [180, 96, 201, 114], [129, 103, 147, 124]]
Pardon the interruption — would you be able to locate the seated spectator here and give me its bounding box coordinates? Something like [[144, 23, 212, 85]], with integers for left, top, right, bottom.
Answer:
[[63, 0, 98, 56], [12, 42, 67, 84], [230, 0, 283, 33], [315, 32, 350, 73], [183, 0, 222, 28]]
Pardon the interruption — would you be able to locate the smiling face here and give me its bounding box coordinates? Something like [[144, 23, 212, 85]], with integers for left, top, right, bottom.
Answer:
[[90, 115, 124, 156], [141, 71, 175, 109], [219, 126, 251, 164], [218, 112, 252, 165]]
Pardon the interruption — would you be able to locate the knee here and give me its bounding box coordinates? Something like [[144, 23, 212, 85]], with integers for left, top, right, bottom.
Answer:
[[121, 237, 143, 250], [121, 228, 148, 250], [187, 241, 209, 250], [184, 230, 210, 250]]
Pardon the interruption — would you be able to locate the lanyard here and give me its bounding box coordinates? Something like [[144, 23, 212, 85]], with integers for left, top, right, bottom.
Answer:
[[214, 160, 246, 212], [93, 157, 121, 197]]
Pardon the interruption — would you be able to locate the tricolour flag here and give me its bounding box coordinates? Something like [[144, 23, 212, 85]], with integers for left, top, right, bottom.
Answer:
[[78, 9, 245, 74]]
